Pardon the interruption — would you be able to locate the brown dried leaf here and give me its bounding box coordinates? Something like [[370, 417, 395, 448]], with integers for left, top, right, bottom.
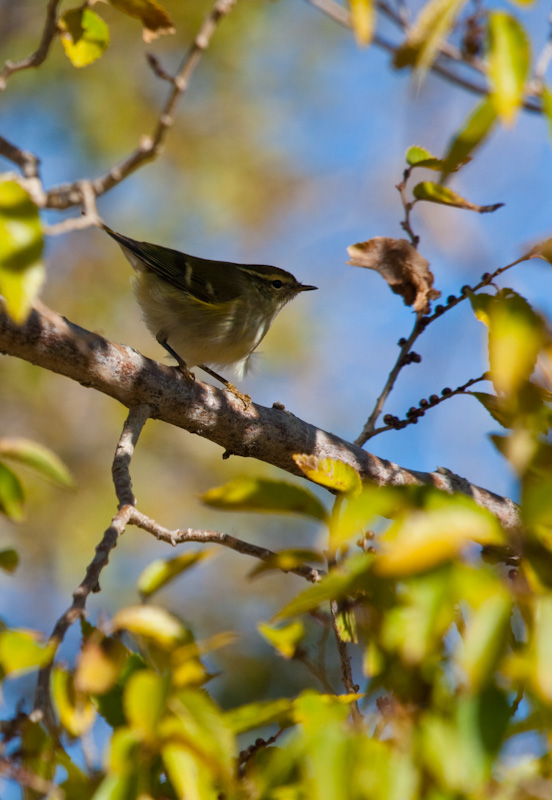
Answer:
[[347, 237, 440, 313]]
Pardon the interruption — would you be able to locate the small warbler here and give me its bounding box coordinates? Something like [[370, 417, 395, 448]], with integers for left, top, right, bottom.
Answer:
[[102, 225, 317, 399]]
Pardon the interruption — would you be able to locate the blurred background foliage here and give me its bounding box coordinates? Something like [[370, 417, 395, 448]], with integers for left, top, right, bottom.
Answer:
[[1, 0, 552, 755]]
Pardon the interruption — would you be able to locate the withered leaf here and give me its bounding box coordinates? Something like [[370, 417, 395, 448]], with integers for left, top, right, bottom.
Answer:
[[347, 237, 440, 313]]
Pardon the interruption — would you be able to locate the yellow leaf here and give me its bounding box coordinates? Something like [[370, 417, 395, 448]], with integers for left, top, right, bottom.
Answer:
[[293, 454, 361, 495], [349, 0, 375, 46], [394, 0, 468, 77], [59, 8, 109, 68], [486, 12, 530, 126]]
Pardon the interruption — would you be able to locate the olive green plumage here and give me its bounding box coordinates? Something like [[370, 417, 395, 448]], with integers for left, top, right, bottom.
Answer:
[[103, 225, 317, 380]]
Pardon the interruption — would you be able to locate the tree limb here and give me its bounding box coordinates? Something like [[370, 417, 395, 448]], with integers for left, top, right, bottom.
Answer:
[[0, 302, 521, 530]]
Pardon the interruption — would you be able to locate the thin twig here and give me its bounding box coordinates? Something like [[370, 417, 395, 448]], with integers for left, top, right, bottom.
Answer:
[[34, 406, 150, 725], [0, 0, 62, 91], [330, 600, 361, 721], [372, 373, 487, 435], [127, 507, 323, 583], [0, 756, 64, 800], [355, 312, 423, 446], [395, 167, 419, 248], [45, 0, 236, 210], [306, 0, 542, 113]]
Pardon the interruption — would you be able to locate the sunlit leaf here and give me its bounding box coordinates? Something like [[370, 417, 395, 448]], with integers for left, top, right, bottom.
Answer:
[[0, 629, 55, 675], [75, 636, 128, 695], [138, 550, 212, 598], [0, 438, 73, 487], [486, 12, 529, 126], [108, 0, 175, 42], [293, 455, 362, 496], [0, 181, 44, 323], [405, 145, 445, 170], [488, 291, 545, 395], [274, 553, 373, 620], [468, 291, 494, 326], [52, 667, 96, 736], [523, 235, 552, 265], [393, 0, 468, 76], [457, 591, 512, 691], [375, 497, 504, 577], [441, 98, 498, 179], [258, 621, 305, 659], [542, 85, 552, 139], [532, 595, 552, 701], [124, 669, 167, 739], [349, 0, 375, 46], [59, 8, 110, 68], [112, 605, 191, 649], [223, 698, 295, 734], [0, 548, 18, 574], [201, 476, 327, 521], [413, 181, 503, 213], [0, 462, 24, 521]]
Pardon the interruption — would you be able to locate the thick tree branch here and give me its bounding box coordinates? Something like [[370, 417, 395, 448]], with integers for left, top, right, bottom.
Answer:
[[0, 302, 520, 530]]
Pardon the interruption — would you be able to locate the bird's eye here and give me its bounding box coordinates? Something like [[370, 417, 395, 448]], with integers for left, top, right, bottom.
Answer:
[[272, 279, 283, 288]]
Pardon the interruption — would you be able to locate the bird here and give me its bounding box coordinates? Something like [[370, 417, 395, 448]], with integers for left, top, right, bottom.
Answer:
[[102, 224, 317, 402]]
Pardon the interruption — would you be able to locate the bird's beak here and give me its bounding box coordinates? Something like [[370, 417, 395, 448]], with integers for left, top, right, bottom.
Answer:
[[299, 284, 318, 292]]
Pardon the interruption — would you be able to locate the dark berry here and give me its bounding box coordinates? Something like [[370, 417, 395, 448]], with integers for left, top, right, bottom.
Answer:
[[442, 387, 452, 396], [407, 407, 417, 417], [420, 398, 429, 408], [412, 353, 422, 363], [429, 394, 439, 404], [446, 295, 456, 305], [481, 272, 491, 281], [398, 337, 406, 346], [434, 304, 444, 315], [460, 285, 471, 295], [383, 414, 394, 425]]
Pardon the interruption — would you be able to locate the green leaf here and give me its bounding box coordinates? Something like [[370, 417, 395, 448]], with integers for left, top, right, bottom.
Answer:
[[293, 454, 362, 496], [0, 181, 44, 323], [0, 629, 55, 675], [542, 85, 552, 140], [470, 392, 515, 428], [441, 98, 498, 179], [224, 697, 295, 734], [349, 0, 375, 46], [405, 145, 445, 170], [486, 12, 530, 126], [393, 0, 468, 76], [53, 666, 96, 736], [112, 605, 191, 649], [0, 548, 18, 574], [531, 595, 552, 702], [108, 0, 175, 43], [59, 8, 110, 68], [137, 550, 212, 598], [412, 181, 503, 213], [124, 669, 167, 739], [0, 438, 73, 487], [457, 591, 512, 691], [488, 291, 545, 395], [274, 553, 373, 620], [0, 462, 25, 521], [468, 290, 494, 326], [258, 621, 305, 659], [201, 475, 327, 521]]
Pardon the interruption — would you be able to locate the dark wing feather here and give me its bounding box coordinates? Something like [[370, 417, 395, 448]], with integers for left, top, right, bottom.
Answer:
[[105, 227, 243, 304]]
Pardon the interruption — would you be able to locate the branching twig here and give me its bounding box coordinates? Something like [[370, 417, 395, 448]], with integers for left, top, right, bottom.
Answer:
[[34, 406, 150, 725], [395, 166, 419, 248], [0, 0, 62, 91], [44, 0, 236, 211], [127, 507, 323, 583], [355, 312, 423, 446]]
